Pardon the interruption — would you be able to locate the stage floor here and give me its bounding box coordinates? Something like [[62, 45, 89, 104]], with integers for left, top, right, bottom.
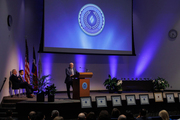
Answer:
[[4, 91, 180, 103]]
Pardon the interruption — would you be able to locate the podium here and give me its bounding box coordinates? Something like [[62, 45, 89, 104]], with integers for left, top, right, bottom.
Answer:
[[72, 72, 93, 99]]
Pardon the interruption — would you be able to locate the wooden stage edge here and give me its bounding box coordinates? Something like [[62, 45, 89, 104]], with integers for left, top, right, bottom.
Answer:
[[4, 91, 180, 103]]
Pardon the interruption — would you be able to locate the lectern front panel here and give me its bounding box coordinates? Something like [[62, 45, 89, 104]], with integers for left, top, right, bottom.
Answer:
[[80, 79, 90, 97]]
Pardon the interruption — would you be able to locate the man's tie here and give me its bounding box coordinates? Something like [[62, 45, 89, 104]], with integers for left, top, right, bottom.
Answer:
[[22, 77, 25, 82], [71, 69, 74, 75]]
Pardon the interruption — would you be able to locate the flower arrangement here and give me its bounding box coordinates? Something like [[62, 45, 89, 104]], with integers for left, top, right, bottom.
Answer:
[[116, 80, 123, 91], [152, 77, 169, 90], [103, 75, 123, 92]]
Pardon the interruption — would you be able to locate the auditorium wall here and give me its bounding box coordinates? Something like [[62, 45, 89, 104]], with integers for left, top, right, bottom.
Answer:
[[0, 0, 25, 102], [129, 0, 180, 90], [0, 0, 42, 102]]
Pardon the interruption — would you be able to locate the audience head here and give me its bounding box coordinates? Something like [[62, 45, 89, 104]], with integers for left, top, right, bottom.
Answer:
[[12, 69, 17, 75], [6, 118, 14, 120], [78, 113, 86, 120], [125, 110, 134, 120], [118, 114, 126, 120], [51, 110, 60, 119], [35, 112, 45, 120], [159, 110, 169, 120], [86, 112, 96, 120], [6, 110, 13, 117], [98, 110, 110, 120], [139, 109, 147, 117], [19, 70, 24, 75], [53, 116, 64, 120], [84, 112, 87, 117], [28, 111, 36, 120], [69, 62, 74, 68], [111, 108, 121, 118]]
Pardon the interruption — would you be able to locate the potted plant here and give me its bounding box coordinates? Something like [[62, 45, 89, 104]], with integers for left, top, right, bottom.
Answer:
[[31, 75, 50, 102], [152, 77, 169, 91], [116, 80, 123, 93], [103, 75, 117, 93], [45, 84, 57, 102]]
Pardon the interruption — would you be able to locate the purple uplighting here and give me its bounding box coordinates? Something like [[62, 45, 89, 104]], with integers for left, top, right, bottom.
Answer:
[[75, 54, 86, 72], [42, 54, 53, 79], [109, 56, 118, 78], [135, 14, 174, 77], [18, 48, 24, 70]]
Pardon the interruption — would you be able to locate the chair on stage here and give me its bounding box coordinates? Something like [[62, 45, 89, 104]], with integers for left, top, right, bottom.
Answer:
[[9, 77, 26, 97]]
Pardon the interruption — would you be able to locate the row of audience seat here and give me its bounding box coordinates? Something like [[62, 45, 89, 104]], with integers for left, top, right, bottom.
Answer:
[[5, 108, 180, 120]]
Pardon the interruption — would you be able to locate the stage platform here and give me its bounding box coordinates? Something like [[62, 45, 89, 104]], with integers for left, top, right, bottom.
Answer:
[[3, 91, 180, 120]]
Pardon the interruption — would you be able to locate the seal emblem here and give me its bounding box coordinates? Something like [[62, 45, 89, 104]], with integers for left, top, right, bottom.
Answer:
[[78, 4, 105, 36], [82, 82, 88, 90]]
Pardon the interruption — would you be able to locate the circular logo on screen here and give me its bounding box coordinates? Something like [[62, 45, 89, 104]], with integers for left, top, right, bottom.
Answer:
[[82, 82, 88, 90], [78, 4, 105, 36]]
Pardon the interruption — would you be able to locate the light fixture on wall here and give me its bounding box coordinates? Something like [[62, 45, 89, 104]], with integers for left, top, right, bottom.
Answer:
[[7, 15, 13, 27], [168, 29, 178, 39]]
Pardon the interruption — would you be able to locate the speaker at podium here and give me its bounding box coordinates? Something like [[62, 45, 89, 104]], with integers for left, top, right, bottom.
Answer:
[[72, 72, 93, 99]]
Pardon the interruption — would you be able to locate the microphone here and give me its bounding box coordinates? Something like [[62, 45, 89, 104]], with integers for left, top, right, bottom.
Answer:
[[79, 67, 89, 72], [86, 69, 89, 72]]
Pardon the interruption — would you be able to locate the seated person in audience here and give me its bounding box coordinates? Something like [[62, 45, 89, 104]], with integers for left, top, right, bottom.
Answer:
[[86, 112, 96, 120], [159, 110, 171, 120], [35, 112, 45, 120], [84, 112, 88, 118], [54, 116, 64, 120], [6, 110, 13, 120], [28, 111, 36, 120], [78, 113, 86, 120], [111, 108, 121, 118], [118, 115, 127, 120], [51, 110, 60, 120], [98, 110, 110, 120], [125, 110, 135, 120], [137, 109, 151, 120], [10, 69, 35, 98]]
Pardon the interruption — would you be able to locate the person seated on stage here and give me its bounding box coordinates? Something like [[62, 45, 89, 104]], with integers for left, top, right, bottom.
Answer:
[[98, 110, 110, 120], [111, 108, 121, 118], [10, 69, 35, 98], [159, 110, 171, 120], [53, 116, 64, 120], [64, 62, 79, 99], [118, 115, 127, 120], [51, 110, 60, 120], [86, 112, 96, 120], [78, 113, 86, 120], [18, 70, 27, 83], [137, 109, 151, 120], [28, 111, 36, 120]]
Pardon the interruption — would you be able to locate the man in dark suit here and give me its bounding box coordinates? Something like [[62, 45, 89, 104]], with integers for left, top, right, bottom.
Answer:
[[18, 70, 26, 83], [65, 62, 79, 99], [10, 69, 35, 98]]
